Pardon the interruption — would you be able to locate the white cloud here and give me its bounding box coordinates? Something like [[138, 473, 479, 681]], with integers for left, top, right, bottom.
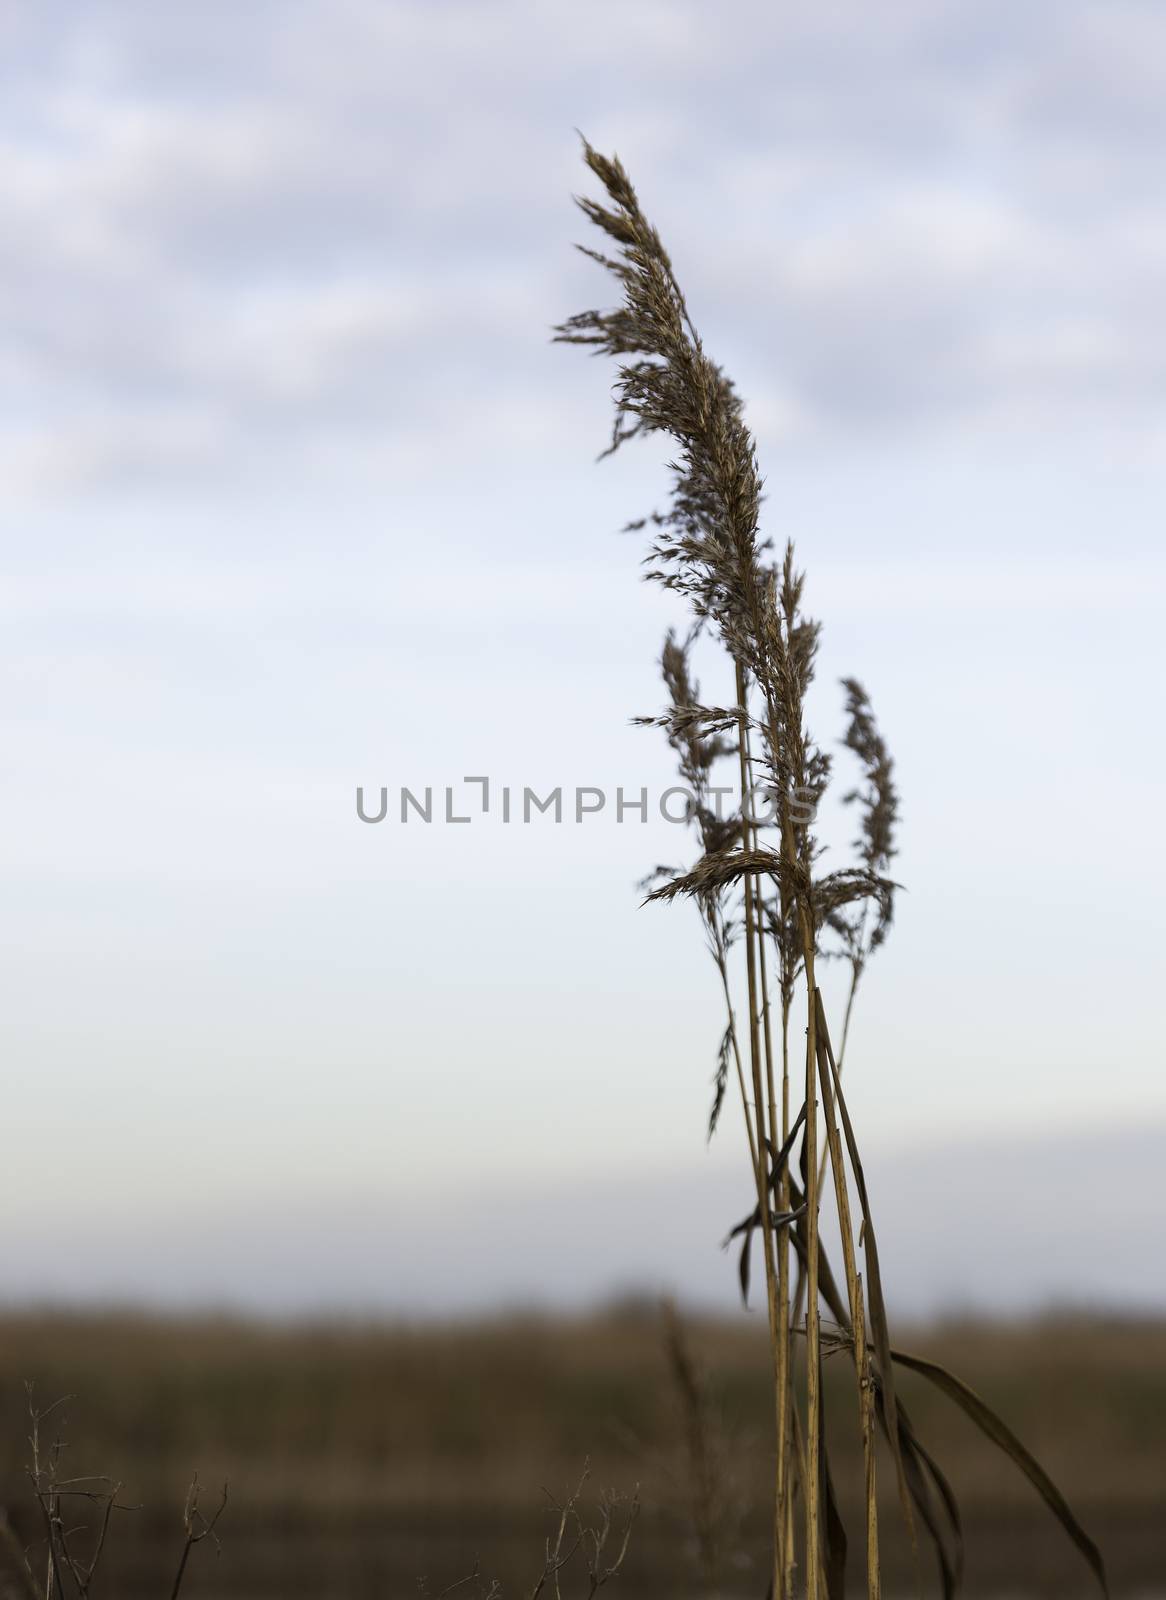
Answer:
[[3, 0, 1166, 492]]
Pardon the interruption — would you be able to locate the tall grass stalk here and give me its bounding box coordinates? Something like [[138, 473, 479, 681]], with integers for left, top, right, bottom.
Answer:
[[743, 726, 793, 1590], [557, 136, 1109, 1600], [734, 658, 785, 1600]]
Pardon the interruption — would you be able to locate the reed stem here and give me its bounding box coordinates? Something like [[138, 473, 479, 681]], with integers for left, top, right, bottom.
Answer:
[[734, 659, 784, 1600], [813, 933, 863, 1201], [813, 989, 881, 1599], [779, 996, 796, 1600], [744, 734, 792, 1597], [799, 931, 821, 1600]]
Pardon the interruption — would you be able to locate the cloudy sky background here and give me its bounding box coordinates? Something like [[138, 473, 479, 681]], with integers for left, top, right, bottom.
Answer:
[[2, 0, 1163, 1316]]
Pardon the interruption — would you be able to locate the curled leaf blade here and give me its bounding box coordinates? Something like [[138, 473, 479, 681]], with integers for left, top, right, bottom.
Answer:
[[890, 1347, 1109, 1598]]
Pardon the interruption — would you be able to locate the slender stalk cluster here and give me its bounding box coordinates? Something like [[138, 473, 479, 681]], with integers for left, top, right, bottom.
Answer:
[[557, 137, 1109, 1600]]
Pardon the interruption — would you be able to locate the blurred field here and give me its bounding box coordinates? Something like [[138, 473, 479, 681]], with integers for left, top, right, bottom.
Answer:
[[0, 1306, 1161, 1598]]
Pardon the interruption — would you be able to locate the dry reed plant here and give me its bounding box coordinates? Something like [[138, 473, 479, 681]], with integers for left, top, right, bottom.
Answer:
[[426, 1466, 639, 1600], [658, 1299, 749, 1594], [603, 1298, 750, 1593], [8, 1390, 633, 1600], [3, 1388, 226, 1600], [556, 137, 1108, 1600], [827, 679, 900, 1073]]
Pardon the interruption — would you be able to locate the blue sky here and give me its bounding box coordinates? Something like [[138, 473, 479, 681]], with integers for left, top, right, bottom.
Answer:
[[1, 0, 1163, 1313]]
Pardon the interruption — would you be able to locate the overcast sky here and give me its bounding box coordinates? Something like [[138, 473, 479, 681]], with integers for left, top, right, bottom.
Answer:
[[2, 0, 1164, 1314]]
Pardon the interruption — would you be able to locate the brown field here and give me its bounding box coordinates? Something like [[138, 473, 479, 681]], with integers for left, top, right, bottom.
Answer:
[[0, 1305, 1161, 1598]]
